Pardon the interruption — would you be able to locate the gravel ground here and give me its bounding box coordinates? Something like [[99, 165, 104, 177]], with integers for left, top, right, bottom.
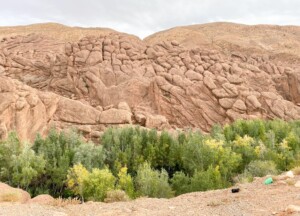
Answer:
[[1, 176, 300, 216]]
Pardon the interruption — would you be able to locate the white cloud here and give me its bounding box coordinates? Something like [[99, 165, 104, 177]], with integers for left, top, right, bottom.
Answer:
[[0, 0, 299, 38]]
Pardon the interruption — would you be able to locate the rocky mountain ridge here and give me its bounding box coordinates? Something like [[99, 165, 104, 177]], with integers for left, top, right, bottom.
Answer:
[[0, 23, 299, 141]]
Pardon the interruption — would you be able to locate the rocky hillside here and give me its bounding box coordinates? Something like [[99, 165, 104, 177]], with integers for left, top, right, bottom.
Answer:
[[145, 22, 300, 64], [0, 23, 299, 141]]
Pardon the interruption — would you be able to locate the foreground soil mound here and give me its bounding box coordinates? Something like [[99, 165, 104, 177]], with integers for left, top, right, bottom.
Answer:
[[0, 23, 299, 140], [1, 174, 300, 216]]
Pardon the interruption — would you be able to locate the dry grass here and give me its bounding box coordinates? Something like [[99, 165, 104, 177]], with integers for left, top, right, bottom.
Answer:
[[0, 192, 21, 202], [285, 178, 296, 186], [207, 200, 223, 207], [104, 190, 130, 203], [292, 167, 300, 175], [51, 197, 81, 207]]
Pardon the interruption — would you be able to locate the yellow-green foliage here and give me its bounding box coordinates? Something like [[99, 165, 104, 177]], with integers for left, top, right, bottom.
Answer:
[[84, 168, 116, 201], [67, 165, 116, 202], [117, 167, 135, 198], [2, 119, 300, 200], [66, 164, 89, 198]]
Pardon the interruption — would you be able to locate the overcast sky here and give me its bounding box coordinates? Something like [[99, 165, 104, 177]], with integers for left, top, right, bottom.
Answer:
[[0, 0, 299, 38]]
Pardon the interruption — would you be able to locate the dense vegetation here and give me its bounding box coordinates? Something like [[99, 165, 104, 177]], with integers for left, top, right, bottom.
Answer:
[[0, 119, 300, 201]]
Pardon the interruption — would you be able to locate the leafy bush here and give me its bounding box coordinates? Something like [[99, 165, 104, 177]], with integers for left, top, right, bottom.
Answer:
[[66, 163, 89, 200], [0, 133, 45, 190], [32, 129, 105, 197], [83, 168, 116, 201], [246, 160, 278, 177], [233, 171, 254, 183], [117, 167, 135, 198], [135, 163, 174, 198], [171, 171, 191, 195], [190, 166, 224, 191], [73, 142, 105, 171], [2, 119, 300, 200]]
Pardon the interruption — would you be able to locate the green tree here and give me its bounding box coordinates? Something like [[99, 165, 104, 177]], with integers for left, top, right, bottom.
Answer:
[[190, 166, 224, 191], [171, 171, 191, 196], [135, 163, 174, 198], [73, 142, 105, 171]]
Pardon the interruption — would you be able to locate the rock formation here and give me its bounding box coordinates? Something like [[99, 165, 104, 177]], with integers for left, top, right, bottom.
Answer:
[[0, 23, 299, 141], [0, 182, 31, 203]]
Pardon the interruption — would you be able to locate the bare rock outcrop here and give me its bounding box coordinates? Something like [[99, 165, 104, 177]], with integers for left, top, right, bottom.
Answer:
[[0, 182, 31, 203], [0, 24, 299, 140]]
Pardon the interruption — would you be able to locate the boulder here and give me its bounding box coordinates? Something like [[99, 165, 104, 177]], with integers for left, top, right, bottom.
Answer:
[[295, 181, 300, 188], [99, 108, 132, 124], [145, 114, 169, 130], [28, 194, 55, 205], [232, 99, 247, 112], [118, 101, 131, 112], [0, 182, 31, 203], [286, 205, 300, 213], [56, 98, 101, 124]]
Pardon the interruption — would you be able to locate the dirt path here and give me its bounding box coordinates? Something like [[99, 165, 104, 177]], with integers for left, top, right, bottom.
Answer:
[[1, 177, 300, 216]]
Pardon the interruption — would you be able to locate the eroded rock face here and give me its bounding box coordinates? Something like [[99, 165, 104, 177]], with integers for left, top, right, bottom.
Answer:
[[0, 32, 299, 141]]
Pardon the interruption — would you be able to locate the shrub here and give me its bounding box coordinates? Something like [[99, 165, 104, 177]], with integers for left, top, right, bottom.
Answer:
[[0, 133, 45, 191], [32, 129, 84, 196], [135, 162, 174, 198], [246, 160, 278, 177], [190, 166, 224, 192], [83, 168, 116, 201], [10, 145, 45, 189], [117, 167, 135, 198], [32, 129, 105, 197], [66, 164, 89, 200], [233, 171, 254, 184], [2, 119, 300, 199], [104, 190, 130, 203], [73, 142, 105, 171], [171, 171, 191, 196]]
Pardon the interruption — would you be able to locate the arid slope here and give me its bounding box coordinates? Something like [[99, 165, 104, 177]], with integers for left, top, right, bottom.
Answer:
[[0, 22, 299, 141], [1, 175, 300, 216], [145, 22, 300, 64]]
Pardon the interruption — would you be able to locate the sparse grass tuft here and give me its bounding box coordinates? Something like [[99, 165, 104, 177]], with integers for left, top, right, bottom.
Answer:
[[292, 167, 300, 175], [207, 200, 223, 207], [104, 190, 130, 203], [286, 178, 296, 186], [51, 197, 81, 207], [0, 192, 21, 202]]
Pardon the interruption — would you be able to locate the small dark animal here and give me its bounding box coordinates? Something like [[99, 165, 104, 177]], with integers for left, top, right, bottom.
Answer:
[[231, 188, 240, 193]]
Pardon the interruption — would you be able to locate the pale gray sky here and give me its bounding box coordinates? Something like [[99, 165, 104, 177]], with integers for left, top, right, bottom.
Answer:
[[0, 0, 299, 38]]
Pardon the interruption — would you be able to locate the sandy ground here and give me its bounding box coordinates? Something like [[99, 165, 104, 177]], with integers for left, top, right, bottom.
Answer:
[[1, 176, 300, 216]]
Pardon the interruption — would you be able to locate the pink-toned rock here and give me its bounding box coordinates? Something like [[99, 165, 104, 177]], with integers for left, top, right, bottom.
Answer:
[[145, 114, 169, 130], [99, 108, 132, 124], [28, 194, 55, 205], [0, 29, 299, 138], [0, 182, 31, 203], [232, 99, 247, 112]]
